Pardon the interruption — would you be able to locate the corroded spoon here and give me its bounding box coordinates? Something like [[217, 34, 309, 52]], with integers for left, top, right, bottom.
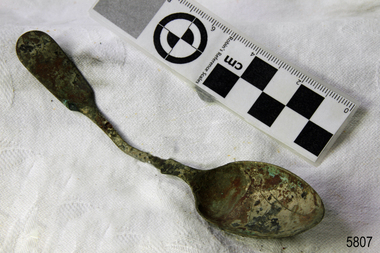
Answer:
[[16, 30, 324, 238]]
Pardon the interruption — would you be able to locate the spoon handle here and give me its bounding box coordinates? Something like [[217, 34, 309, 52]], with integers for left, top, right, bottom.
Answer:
[[87, 105, 197, 181], [86, 105, 161, 165], [16, 30, 197, 181]]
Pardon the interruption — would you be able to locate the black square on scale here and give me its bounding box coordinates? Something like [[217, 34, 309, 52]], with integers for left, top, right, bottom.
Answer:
[[203, 63, 239, 98], [241, 57, 278, 91], [294, 121, 333, 156], [287, 85, 324, 119], [248, 93, 285, 127]]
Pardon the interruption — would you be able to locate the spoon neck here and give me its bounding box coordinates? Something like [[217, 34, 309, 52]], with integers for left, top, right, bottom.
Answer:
[[80, 106, 199, 184], [156, 158, 199, 184], [82, 105, 163, 164]]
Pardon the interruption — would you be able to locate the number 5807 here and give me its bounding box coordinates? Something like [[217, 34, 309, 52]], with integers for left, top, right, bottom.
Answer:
[[347, 236, 372, 247]]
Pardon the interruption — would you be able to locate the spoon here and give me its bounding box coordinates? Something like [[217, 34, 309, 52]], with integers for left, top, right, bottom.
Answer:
[[16, 30, 324, 239]]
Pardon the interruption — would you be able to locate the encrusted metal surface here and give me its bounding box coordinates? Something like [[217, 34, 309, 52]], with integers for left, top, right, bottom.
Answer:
[[190, 161, 324, 238], [16, 30, 324, 239], [16, 30, 163, 165]]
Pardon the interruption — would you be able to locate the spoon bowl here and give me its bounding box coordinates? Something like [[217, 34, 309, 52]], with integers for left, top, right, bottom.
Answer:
[[189, 161, 323, 238], [16, 30, 324, 238]]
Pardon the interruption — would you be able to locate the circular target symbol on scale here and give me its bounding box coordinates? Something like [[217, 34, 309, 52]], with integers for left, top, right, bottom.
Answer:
[[154, 13, 208, 64]]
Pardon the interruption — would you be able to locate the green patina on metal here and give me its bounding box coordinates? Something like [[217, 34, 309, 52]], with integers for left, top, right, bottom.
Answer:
[[280, 175, 289, 183], [16, 30, 325, 239], [267, 166, 280, 177]]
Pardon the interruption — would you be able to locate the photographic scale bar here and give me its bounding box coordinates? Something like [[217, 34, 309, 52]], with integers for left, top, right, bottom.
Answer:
[[90, 0, 359, 163]]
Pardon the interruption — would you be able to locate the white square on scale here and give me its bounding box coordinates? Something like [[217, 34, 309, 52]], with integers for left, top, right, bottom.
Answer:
[[224, 79, 262, 115], [270, 107, 309, 144], [263, 68, 300, 105], [310, 97, 348, 134]]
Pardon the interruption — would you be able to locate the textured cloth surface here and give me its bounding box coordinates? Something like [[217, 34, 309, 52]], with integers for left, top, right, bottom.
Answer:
[[1, 0, 379, 252]]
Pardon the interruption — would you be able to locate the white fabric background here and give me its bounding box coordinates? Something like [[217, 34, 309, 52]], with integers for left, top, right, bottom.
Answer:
[[1, 0, 379, 252]]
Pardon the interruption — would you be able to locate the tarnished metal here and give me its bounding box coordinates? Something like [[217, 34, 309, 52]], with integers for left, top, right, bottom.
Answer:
[[189, 162, 324, 238], [16, 31, 324, 238]]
